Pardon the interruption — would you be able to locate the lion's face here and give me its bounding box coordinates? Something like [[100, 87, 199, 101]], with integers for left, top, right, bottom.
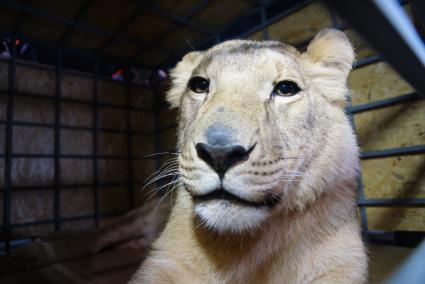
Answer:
[[167, 29, 358, 233]]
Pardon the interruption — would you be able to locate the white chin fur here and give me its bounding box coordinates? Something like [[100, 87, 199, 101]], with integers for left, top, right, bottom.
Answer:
[[194, 200, 269, 234]]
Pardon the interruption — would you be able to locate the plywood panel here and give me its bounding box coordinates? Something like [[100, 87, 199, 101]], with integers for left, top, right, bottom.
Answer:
[[14, 96, 55, 123], [98, 159, 129, 183], [159, 127, 177, 151], [60, 159, 93, 184], [13, 126, 54, 154], [0, 125, 5, 154], [100, 186, 131, 214], [132, 110, 155, 132], [134, 184, 158, 208], [349, 62, 414, 106], [98, 106, 126, 130], [61, 74, 93, 101], [15, 66, 55, 96], [0, 95, 6, 120], [61, 129, 92, 155], [11, 224, 54, 239], [367, 207, 425, 231], [0, 61, 9, 89], [11, 190, 54, 224], [130, 88, 154, 109], [0, 160, 4, 187], [159, 107, 177, 128], [268, 3, 332, 45], [362, 155, 425, 199], [99, 216, 120, 228], [0, 192, 2, 225], [61, 101, 93, 127], [12, 158, 54, 187], [133, 159, 156, 184], [61, 219, 95, 232], [98, 132, 128, 156], [60, 187, 94, 218], [355, 101, 425, 151], [98, 81, 126, 106], [132, 134, 155, 157]]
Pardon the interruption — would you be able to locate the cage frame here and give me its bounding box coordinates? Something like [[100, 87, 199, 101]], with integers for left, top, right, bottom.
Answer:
[[0, 0, 423, 264]]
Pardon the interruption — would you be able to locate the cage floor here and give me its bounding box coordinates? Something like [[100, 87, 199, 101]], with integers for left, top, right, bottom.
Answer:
[[0, 247, 146, 284], [0, 244, 413, 283]]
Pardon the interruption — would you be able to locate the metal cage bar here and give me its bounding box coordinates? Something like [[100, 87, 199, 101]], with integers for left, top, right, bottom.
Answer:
[[323, 0, 425, 95], [361, 145, 425, 159], [260, 4, 269, 40], [347, 92, 421, 114], [92, 57, 100, 228], [58, 0, 95, 45], [2, 35, 16, 254], [0, 181, 144, 192], [53, 48, 63, 231], [0, 90, 158, 112], [125, 73, 135, 209]]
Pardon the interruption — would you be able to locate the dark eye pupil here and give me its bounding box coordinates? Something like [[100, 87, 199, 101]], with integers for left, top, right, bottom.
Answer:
[[273, 80, 300, 96], [189, 76, 209, 93]]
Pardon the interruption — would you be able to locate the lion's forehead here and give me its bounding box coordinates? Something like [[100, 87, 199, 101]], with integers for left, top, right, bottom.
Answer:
[[207, 39, 298, 54], [195, 42, 302, 81]]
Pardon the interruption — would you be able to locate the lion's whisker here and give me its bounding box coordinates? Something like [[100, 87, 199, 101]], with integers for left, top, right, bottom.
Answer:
[[144, 167, 179, 187], [145, 178, 182, 202], [143, 163, 179, 188], [136, 152, 180, 159], [143, 159, 178, 185]]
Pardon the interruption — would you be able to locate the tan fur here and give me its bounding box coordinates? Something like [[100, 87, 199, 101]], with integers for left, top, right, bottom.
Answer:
[[130, 29, 367, 283]]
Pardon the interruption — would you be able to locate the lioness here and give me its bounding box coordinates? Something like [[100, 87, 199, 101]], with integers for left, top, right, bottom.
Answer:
[[10, 29, 367, 283], [129, 29, 367, 283]]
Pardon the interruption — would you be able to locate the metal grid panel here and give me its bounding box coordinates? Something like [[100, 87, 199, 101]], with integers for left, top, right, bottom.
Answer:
[[0, 47, 159, 254], [0, 0, 423, 256]]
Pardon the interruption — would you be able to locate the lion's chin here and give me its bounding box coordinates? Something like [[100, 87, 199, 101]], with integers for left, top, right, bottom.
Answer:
[[193, 200, 269, 234]]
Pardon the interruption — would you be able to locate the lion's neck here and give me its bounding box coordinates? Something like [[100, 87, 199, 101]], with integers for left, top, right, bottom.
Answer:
[[189, 183, 356, 281]]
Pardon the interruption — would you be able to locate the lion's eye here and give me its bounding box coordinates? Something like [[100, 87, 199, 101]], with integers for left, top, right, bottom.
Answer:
[[272, 80, 301, 97], [188, 76, 209, 93]]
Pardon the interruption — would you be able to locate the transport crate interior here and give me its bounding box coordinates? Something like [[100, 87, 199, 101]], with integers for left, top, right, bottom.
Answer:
[[0, 0, 424, 283]]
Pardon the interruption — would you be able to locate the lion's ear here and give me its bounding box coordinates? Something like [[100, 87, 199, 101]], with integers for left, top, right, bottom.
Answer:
[[305, 28, 354, 77], [166, 51, 204, 108], [302, 29, 355, 103]]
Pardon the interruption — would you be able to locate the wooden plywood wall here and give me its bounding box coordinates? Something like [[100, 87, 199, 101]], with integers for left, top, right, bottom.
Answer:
[[0, 62, 157, 237]]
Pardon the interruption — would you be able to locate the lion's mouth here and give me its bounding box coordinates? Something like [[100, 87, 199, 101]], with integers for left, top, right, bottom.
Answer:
[[191, 188, 280, 208]]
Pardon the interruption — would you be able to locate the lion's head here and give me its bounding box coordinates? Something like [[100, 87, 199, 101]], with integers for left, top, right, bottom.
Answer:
[[167, 29, 359, 233]]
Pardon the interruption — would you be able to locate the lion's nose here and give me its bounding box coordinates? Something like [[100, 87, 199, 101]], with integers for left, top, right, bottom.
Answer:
[[195, 143, 254, 179]]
